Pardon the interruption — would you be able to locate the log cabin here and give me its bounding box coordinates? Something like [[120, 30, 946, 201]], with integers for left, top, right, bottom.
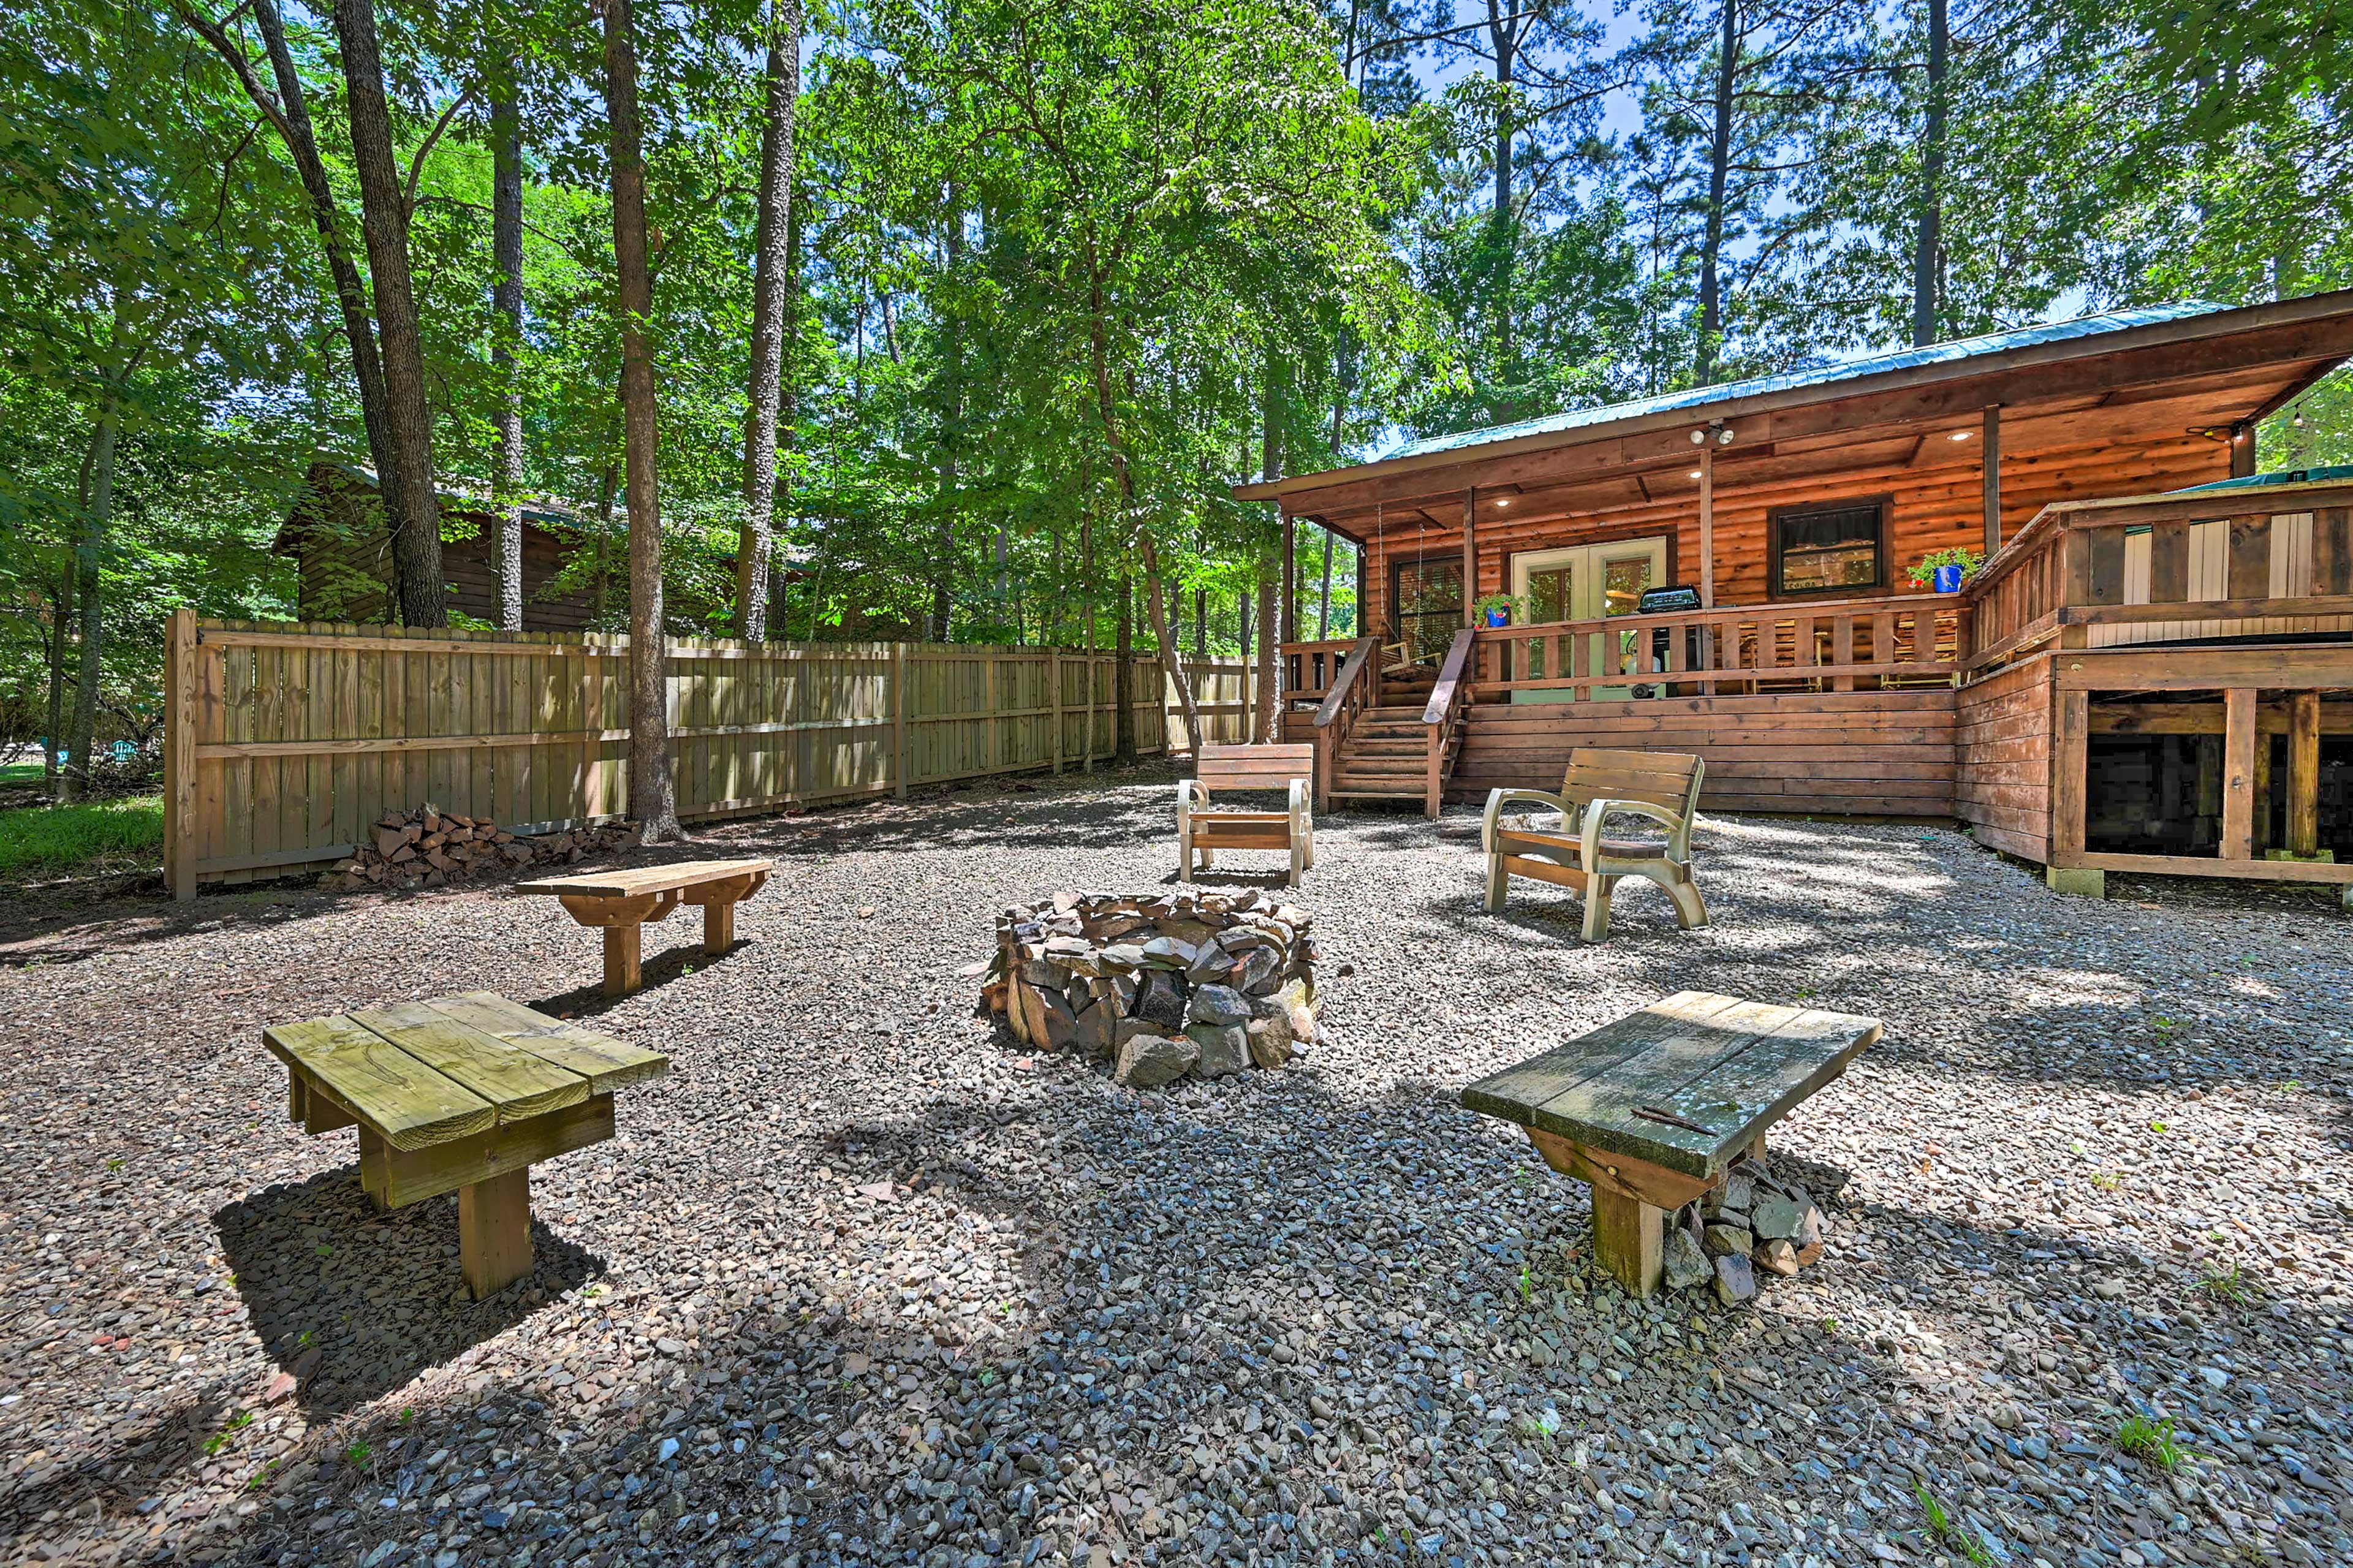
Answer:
[[1242, 290, 2353, 898], [273, 461, 609, 632]]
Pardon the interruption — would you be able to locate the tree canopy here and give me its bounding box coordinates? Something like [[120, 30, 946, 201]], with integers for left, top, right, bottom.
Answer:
[[2, 0, 2349, 782]]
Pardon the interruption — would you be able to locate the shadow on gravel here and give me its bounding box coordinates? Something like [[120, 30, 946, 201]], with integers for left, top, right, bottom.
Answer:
[[214, 1170, 604, 1418], [526, 936, 763, 1020]]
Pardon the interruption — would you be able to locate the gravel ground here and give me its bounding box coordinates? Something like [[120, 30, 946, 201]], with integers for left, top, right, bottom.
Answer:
[[7, 762, 2353, 1568]]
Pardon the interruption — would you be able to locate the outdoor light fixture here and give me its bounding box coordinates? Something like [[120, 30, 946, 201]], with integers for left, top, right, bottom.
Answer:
[[1718, 427, 1735, 445], [1950, 429, 1972, 441], [1496, 498, 1509, 507], [1688, 469, 1703, 479]]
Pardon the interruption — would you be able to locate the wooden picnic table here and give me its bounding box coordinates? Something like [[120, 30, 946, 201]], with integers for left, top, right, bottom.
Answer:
[[517, 857, 773, 997], [263, 991, 669, 1297], [1461, 991, 1879, 1296]]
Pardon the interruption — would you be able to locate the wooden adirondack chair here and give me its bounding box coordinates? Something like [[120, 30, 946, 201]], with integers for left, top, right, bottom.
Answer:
[[1481, 748, 1709, 941], [1177, 743, 1316, 887]]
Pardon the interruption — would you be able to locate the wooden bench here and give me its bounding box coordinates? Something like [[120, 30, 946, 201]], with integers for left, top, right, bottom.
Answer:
[[518, 857, 773, 996], [263, 991, 669, 1297], [1177, 743, 1316, 887], [1482, 747, 1710, 941], [1461, 991, 1879, 1296]]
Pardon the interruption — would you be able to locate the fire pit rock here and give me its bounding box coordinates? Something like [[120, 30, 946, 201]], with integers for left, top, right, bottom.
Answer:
[[983, 890, 1320, 1087]]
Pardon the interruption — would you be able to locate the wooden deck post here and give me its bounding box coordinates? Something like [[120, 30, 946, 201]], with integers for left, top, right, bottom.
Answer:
[[2222, 687, 2257, 860], [1698, 442, 1716, 608], [2289, 691, 2323, 858], [1460, 489, 1477, 624], [1981, 405, 2003, 553], [165, 608, 200, 901], [1280, 506, 1297, 656]]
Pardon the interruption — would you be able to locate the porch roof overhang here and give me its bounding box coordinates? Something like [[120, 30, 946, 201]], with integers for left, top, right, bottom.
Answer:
[[1241, 290, 2353, 547]]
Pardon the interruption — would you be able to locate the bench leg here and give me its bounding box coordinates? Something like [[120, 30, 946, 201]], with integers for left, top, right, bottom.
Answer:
[[1591, 1186, 1663, 1297], [603, 923, 643, 998], [1580, 875, 1615, 942], [703, 899, 735, 955], [458, 1167, 534, 1299], [1664, 873, 1709, 930]]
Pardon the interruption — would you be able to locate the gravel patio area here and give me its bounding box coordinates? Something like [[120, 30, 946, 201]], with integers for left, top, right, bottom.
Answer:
[[7, 762, 2353, 1568]]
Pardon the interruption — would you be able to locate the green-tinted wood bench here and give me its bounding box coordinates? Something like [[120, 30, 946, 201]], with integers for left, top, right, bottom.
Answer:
[[1461, 991, 1879, 1296], [517, 857, 773, 996], [263, 991, 669, 1298]]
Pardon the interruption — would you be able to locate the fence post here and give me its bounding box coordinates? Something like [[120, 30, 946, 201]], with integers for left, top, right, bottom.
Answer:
[[1049, 650, 1062, 775], [892, 643, 909, 798], [165, 608, 199, 901]]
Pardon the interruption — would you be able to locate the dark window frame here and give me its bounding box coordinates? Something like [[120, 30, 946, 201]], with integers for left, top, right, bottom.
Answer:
[[1767, 496, 1891, 600]]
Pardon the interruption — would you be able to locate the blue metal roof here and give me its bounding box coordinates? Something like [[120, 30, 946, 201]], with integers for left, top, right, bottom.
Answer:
[[1382, 301, 2235, 463], [2175, 464, 2353, 494]]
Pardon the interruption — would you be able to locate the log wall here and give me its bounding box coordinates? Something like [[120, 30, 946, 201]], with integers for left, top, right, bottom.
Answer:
[[1953, 655, 2055, 862], [1452, 689, 1958, 819], [1358, 431, 2227, 639], [161, 613, 1232, 897]]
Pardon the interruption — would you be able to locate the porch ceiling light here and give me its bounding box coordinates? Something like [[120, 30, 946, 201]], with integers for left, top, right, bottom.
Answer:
[[1687, 469, 1703, 479], [1950, 429, 1972, 440], [1496, 498, 1509, 507], [1716, 426, 1735, 445], [1689, 429, 1708, 445]]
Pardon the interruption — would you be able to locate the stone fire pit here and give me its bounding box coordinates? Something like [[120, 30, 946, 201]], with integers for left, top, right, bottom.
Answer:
[[983, 890, 1320, 1088]]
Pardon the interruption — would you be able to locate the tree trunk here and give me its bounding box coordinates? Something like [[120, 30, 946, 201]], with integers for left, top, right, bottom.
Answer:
[[1113, 577, 1136, 765], [1489, 3, 1517, 377], [1911, 0, 1948, 347], [601, 0, 681, 840], [63, 395, 120, 801], [330, 0, 445, 626], [930, 191, 964, 642], [1139, 534, 1203, 756], [1252, 570, 1278, 743], [190, 0, 396, 488], [1697, 0, 1738, 385], [738, 0, 800, 642], [44, 562, 70, 798], [491, 84, 526, 631]]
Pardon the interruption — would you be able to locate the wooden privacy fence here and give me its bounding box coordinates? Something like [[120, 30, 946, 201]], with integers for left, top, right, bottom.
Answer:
[[162, 612, 1246, 898]]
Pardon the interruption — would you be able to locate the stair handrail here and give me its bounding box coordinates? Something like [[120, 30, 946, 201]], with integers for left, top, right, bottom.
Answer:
[[1310, 635, 1380, 812], [1420, 626, 1477, 819]]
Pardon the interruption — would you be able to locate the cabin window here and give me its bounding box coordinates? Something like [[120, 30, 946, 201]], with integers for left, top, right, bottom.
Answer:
[[1770, 501, 1886, 597], [1390, 558, 1463, 664]]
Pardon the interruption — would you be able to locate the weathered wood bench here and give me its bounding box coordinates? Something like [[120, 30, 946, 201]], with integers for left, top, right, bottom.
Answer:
[[1461, 991, 1879, 1296], [1177, 743, 1316, 887], [1482, 748, 1710, 941], [263, 991, 669, 1298], [518, 857, 773, 996]]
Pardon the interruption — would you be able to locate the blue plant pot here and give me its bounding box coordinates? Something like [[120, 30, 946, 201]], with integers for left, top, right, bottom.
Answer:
[[1485, 609, 1509, 627], [1931, 564, 1965, 593]]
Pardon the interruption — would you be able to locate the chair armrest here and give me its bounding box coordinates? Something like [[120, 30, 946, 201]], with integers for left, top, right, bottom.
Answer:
[[1482, 788, 1569, 855], [1287, 777, 1310, 826], [1580, 796, 1696, 862], [1176, 778, 1208, 827]]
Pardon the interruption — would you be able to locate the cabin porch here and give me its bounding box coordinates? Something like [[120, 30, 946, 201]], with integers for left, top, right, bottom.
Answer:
[[1279, 471, 2353, 896]]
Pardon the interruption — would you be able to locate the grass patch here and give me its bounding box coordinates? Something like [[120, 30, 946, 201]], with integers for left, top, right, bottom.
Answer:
[[0, 793, 163, 873], [0, 760, 46, 786], [1913, 1480, 1993, 1564], [2113, 1415, 2189, 1470], [2197, 1262, 2255, 1306]]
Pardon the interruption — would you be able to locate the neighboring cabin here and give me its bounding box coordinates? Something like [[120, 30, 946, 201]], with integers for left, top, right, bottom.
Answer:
[[272, 461, 610, 632]]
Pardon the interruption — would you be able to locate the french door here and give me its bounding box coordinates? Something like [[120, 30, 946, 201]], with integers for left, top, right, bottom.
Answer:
[[1508, 537, 1669, 703]]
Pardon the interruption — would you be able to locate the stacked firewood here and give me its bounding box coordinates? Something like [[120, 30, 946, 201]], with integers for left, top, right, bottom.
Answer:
[[322, 804, 631, 892]]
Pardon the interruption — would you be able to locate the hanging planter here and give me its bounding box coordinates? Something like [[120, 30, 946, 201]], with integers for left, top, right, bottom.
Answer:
[[1907, 548, 1985, 594], [1472, 593, 1523, 628]]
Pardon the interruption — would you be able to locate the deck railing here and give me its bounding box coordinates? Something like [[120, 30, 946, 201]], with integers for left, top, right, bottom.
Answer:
[[1420, 627, 1478, 816], [1467, 593, 1973, 701], [1308, 637, 1380, 811], [1964, 479, 2353, 667], [1279, 638, 1364, 710]]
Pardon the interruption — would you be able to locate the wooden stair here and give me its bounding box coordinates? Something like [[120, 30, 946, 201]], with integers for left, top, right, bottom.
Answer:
[[1326, 702, 1460, 803]]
